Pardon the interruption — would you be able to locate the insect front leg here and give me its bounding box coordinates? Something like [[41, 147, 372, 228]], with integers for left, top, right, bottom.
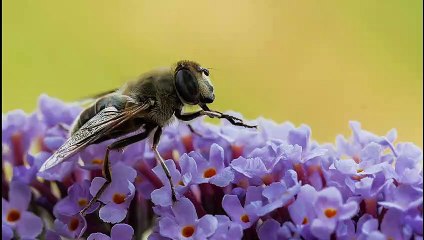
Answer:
[[80, 128, 153, 216], [152, 127, 177, 202]]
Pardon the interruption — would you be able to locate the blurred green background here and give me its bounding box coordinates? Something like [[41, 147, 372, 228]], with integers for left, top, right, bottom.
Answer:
[[2, 1, 422, 147]]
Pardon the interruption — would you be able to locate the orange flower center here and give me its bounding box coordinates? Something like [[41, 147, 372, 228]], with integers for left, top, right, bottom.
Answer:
[[68, 217, 80, 231], [91, 159, 103, 165], [77, 198, 88, 207], [181, 225, 195, 237], [113, 193, 126, 204], [262, 174, 274, 185], [6, 209, 21, 222], [356, 168, 364, 173], [240, 214, 250, 223], [324, 208, 337, 218], [231, 145, 243, 159], [203, 167, 217, 178], [302, 217, 309, 224], [178, 180, 185, 186]]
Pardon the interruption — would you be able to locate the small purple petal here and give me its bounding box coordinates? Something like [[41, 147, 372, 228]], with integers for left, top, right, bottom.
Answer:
[[99, 203, 128, 224], [172, 198, 197, 226], [158, 217, 179, 239], [15, 212, 43, 239], [258, 219, 280, 240], [111, 224, 134, 240], [88, 233, 110, 240], [310, 218, 336, 239], [196, 215, 218, 238], [8, 181, 31, 212]]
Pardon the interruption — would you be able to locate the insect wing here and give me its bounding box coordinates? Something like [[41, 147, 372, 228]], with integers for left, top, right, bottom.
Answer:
[[39, 104, 148, 172]]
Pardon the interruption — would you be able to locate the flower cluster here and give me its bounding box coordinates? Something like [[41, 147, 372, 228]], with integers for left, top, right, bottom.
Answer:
[[2, 95, 423, 240]]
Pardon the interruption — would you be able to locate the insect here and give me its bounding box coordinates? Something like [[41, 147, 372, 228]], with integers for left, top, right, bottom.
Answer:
[[38, 60, 256, 215]]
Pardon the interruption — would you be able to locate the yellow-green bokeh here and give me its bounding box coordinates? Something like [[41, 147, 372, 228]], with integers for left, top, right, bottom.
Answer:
[[2, 1, 422, 147]]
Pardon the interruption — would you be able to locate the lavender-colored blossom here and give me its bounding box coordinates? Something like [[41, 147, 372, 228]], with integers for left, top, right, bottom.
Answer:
[[288, 184, 318, 239], [258, 219, 302, 240], [2, 110, 43, 165], [54, 213, 87, 239], [2, 181, 43, 239], [89, 161, 137, 223], [158, 198, 218, 239], [209, 215, 243, 240], [2, 95, 423, 240], [310, 187, 359, 239], [222, 190, 261, 229], [87, 224, 134, 240], [53, 180, 99, 216], [37, 94, 82, 128], [379, 183, 423, 212], [245, 170, 300, 217], [151, 159, 189, 207], [11, 154, 38, 184], [185, 143, 235, 187], [394, 142, 423, 185]]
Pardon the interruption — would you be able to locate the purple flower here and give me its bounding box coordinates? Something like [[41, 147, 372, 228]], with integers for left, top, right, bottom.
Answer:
[[310, 187, 359, 239], [379, 183, 423, 212], [288, 184, 318, 239], [245, 170, 300, 217], [53, 180, 99, 216], [2, 181, 43, 239], [2, 110, 43, 165], [158, 198, 218, 239], [87, 224, 134, 240], [394, 142, 423, 185], [258, 219, 302, 240], [89, 161, 137, 223], [222, 189, 261, 229], [151, 159, 189, 207], [209, 215, 243, 240], [37, 94, 82, 128], [185, 143, 235, 187], [11, 154, 38, 184], [54, 213, 87, 239]]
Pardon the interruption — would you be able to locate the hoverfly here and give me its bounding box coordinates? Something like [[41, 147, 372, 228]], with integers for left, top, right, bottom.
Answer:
[[38, 60, 256, 215]]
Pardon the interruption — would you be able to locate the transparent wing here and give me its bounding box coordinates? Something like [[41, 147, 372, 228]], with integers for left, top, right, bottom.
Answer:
[[39, 102, 151, 172]]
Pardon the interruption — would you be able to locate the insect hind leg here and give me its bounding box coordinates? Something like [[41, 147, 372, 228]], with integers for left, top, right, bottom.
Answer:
[[152, 127, 177, 202], [79, 128, 153, 216]]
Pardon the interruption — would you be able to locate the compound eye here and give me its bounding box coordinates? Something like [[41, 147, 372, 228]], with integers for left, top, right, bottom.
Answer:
[[175, 69, 199, 104], [202, 68, 210, 76]]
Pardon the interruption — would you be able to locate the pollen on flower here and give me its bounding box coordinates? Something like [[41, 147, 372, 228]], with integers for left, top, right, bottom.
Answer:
[[302, 217, 308, 224], [6, 209, 21, 222], [68, 217, 80, 231], [203, 167, 217, 178], [324, 208, 337, 218], [356, 168, 364, 173], [240, 214, 250, 223], [178, 180, 185, 186], [91, 158, 103, 165], [78, 198, 88, 207], [113, 193, 126, 204], [181, 225, 195, 237]]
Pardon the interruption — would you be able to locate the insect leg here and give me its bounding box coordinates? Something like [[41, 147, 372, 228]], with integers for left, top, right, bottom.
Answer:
[[152, 127, 177, 202], [80, 127, 154, 216], [199, 105, 257, 129]]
